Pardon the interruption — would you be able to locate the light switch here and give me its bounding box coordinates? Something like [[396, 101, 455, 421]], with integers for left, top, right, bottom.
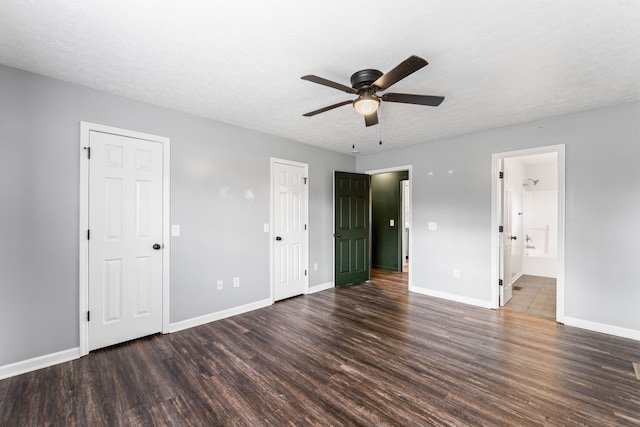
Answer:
[[428, 222, 437, 231], [390, 219, 395, 227], [171, 225, 181, 236], [264, 223, 269, 233]]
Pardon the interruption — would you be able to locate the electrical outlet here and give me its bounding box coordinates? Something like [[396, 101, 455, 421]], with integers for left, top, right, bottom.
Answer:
[[453, 268, 460, 278], [233, 277, 240, 288], [217, 280, 223, 290], [314, 263, 318, 271]]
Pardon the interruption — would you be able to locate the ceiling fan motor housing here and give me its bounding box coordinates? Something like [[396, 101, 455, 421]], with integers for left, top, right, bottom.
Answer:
[[350, 69, 383, 90]]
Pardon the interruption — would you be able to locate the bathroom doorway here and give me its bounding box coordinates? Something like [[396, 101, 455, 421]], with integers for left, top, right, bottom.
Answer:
[[492, 146, 565, 322]]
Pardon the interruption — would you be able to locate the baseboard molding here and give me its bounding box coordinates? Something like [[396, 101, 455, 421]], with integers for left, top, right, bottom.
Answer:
[[2, 299, 275, 379], [0, 347, 80, 380], [169, 298, 273, 333], [409, 286, 493, 309], [511, 271, 523, 284], [563, 317, 640, 341], [307, 281, 334, 294]]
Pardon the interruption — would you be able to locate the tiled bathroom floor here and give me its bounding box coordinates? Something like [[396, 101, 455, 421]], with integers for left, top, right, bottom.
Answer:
[[503, 275, 556, 319]]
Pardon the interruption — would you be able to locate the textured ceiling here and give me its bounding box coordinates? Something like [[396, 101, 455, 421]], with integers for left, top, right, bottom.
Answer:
[[1, 1, 638, 155]]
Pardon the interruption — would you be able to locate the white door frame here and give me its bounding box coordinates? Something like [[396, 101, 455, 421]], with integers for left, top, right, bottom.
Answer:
[[269, 157, 309, 301], [79, 122, 171, 356], [491, 145, 565, 322], [364, 165, 413, 290]]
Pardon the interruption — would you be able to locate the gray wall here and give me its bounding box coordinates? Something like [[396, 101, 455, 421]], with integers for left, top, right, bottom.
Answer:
[[356, 101, 640, 332], [0, 64, 354, 366], [2, 61, 638, 368]]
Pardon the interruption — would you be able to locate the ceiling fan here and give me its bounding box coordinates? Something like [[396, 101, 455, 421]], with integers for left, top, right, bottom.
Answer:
[[301, 55, 444, 127]]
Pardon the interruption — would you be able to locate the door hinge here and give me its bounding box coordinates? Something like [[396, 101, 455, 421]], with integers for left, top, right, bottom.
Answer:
[[499, 171, 504, 179], [499, 279, 503, 287], [87, 229, 90, 240], [499, 225, 504, 233], [304, 177, 308, 184], [84, 146, 91, 159], [87, 311, 90, 321], [305, 269, 307, 276], [304, 224, 307, 230]]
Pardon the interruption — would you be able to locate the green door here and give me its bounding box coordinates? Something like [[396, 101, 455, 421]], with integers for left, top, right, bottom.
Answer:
[[334, 172, 370, 286]]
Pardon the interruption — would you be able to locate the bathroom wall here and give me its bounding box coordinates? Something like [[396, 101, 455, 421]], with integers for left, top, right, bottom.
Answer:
[[523, 160, 558, 278], [505, 158, 525, 281]]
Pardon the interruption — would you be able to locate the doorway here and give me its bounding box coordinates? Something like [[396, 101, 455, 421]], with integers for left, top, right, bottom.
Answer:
[[371, 170, 409, 272], [492, 146, 565, 322], [332, 166, 412, 288], [79, 122, 171, 355]]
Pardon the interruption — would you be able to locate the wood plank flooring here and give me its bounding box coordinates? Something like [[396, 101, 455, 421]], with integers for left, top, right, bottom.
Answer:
[[2, 269, 639, 426]]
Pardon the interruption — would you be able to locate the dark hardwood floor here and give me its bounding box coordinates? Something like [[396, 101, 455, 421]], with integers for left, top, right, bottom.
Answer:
[[2, 269, 639, 426]]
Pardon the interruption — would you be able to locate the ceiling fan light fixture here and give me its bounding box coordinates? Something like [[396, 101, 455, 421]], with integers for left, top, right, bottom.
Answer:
[[353, 96, 380, 116]]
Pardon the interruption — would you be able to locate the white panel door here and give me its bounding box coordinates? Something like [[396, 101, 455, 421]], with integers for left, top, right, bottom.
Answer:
[[88, 131, 163, 350], [499, 160, 513, 306], [273, 161, 307, 301]]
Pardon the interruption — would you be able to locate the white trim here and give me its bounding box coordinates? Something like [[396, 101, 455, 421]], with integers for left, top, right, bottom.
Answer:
[[564, 317, 640, 341], [511, 271, 523, 284], [269, 158, 310, 302], [490, 145, 565, 323], [409, 286, 493, 309], [364, 165, 413, 290], [0, 348, 80, 380], [79, 122, 171, 356], [79, 123, 90, 356], [332, 171, 336, 285], [307, 281, 334, 294], [364, 165, 413, 175], [169, 298, 273, 333]]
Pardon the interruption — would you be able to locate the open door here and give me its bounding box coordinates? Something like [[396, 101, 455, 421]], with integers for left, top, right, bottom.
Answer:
[[334, 172, 370, 286], [499, 160, 513, 306]]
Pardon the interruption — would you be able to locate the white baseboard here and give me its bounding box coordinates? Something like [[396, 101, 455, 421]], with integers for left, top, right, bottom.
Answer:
[[563, 317, 640, 341], [169, 298, 273, 333], [307, 281, 334, 294], [0, 347, 80, 380], [409, 286, 493, 309], [511, 271, 523, 284], [1, 299, 274, 379]]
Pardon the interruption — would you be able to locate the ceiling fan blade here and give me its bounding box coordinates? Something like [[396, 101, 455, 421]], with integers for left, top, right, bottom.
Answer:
[[381, 93, 444, 106], [301, 75, 356, 94], [372, 55, 428, 91], [303, 100, 353, 117], [364, 111, 379, 127]]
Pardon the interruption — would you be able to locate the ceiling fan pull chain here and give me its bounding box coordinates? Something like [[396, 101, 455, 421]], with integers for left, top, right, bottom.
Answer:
[[351, 108, 358, 154], [379, 106, 383, 145]]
